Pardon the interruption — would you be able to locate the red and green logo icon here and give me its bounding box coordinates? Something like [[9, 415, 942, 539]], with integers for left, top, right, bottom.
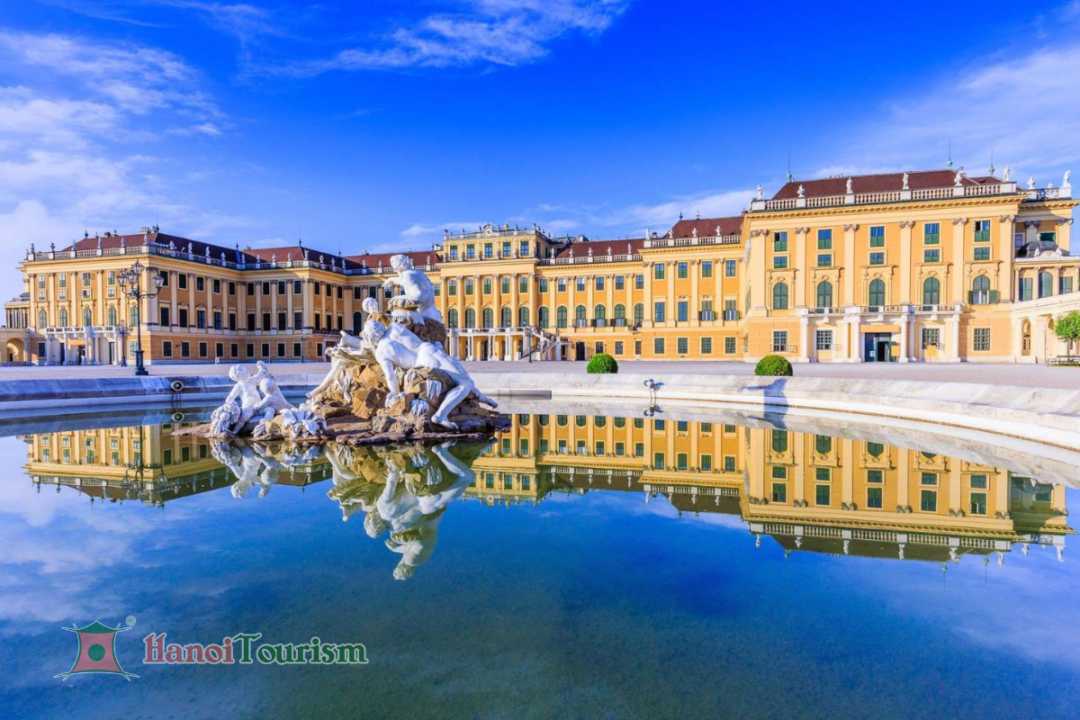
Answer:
[[56, 616, 139, 681]]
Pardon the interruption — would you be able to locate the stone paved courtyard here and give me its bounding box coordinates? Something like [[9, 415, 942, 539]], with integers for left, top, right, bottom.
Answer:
[[0, 360, 1075, 389]]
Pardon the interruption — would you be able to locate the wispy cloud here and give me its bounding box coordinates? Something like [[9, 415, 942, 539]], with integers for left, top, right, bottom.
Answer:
[[278, 0, 630, 76]]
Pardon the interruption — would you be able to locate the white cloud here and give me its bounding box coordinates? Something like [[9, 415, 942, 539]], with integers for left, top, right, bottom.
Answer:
[[279, 0, 629, 75], [401, 221, 487, 239], [598, 188, 753, 231]]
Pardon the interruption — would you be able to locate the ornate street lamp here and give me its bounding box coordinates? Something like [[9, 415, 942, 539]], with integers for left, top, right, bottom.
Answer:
[[117, 261, 164, 376]]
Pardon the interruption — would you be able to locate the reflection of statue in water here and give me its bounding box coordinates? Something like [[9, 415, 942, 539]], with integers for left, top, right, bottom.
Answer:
[[211, 440, 279, 499]]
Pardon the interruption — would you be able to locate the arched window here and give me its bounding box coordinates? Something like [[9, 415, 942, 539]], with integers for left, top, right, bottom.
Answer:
[[816, 280, 833, 309], [447, 309, 458, 329], [464, 308, 476, 328], [633, 303, 644, 324], [815, 435, 833, 454], [866, 442, 884, 458], [130, 306, 139, 327], [556, 306, 567, 328], [868, 279, 885, 308], [971, 275, 990, 304], [594, 416, 606, 428], [538, 306, 550, 328], [772, 282, 789, 310], [483, 308, 494, 328], [500, 306, 511, 327], [518, 306, 529, 327], [575, 305, 586, 326], [83, 308, 92, 327], [614, 304, 626, 322], [771, 430, 788, 453], [107, 306, 117, 326], [59, 308, 68, 326], [594, 304, 606, 320], [38, 310, 47, 328], [922, 277, 940, 306], [1039, 271, 1054, 298]]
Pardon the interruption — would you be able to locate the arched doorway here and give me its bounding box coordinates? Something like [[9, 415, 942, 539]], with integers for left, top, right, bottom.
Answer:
[[5, 338, 24, 364]]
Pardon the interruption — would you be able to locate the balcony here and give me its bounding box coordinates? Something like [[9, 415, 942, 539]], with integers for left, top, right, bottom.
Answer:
[[772, 344, 798, 354], [593, 319, 608, 328], [574, 319, 589, 328], [751, 181, 1022, 212], [723, 310, 740, 321], [643, 234, 741, 248], [612, 318, 628, 328], [968, 290, 1000, 305], [699, 311, 717, 321]]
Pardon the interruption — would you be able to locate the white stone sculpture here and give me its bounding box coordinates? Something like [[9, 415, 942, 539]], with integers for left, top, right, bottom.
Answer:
[[902, 172, 909, 190], [381, 254, 441, 325], [217, 361, 271, 435], [845, 178, 853, 194], [797, 184, 805, 198], [1003, 165, 1011, 181], [756, 185, 763, 200], [1028, 176, 1036, 190], [954, 171, 963, 187], [1064, 170, 1072, 188], [281, 401, 327, 439]]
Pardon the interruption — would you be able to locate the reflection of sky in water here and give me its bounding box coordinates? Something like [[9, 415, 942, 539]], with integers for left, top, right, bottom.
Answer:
[[2, 422, 1080, 719]]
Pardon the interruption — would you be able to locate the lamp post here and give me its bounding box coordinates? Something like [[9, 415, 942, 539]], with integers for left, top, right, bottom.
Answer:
[[117, 325, 128, 367], [117, 261, 164, 376]]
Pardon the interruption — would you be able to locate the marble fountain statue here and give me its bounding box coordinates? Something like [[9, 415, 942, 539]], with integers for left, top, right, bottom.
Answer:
[[184, 254, 507, 445]]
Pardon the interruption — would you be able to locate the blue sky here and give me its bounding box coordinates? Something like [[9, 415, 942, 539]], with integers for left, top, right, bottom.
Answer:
[[1, 0, 1079, 301]]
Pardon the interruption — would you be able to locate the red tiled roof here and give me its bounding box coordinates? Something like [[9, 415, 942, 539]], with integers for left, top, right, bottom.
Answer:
[[551, 237, 647, 259], [343, 250, 437, 269], [772, 169, 1000, 200], [669, 216, 743, 238]]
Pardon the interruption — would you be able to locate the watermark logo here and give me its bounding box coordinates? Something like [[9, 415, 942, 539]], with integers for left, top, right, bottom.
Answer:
[[56, 616, 139, 681], [143, 632, 368, 666]]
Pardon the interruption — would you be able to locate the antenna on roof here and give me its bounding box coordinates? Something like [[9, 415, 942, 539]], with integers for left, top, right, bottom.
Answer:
[[947, 140, 953, 170], [786, 154, 793, 182]]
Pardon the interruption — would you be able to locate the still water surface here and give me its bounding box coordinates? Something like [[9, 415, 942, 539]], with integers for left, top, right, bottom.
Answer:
[[2, 405, 1079, 718]]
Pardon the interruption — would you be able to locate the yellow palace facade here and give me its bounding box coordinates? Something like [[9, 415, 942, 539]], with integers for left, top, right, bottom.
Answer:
[[5, 167, 1078, 365]]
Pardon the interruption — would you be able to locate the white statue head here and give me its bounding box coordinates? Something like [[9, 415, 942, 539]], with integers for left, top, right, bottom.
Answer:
[[361, 297, 380, 314], [390, 254, 413, 271], [228, 365, 250, 382], [363, 319, 387, 346], [393, 563, 415, 581], [259, 377, 278, 395], [364, 511, 387, 538]]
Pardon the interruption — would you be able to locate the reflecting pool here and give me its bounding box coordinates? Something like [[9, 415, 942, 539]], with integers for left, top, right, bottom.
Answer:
[[3, 406, 1080, 718]]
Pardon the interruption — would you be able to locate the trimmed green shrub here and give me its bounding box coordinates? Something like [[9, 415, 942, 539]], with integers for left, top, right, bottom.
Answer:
[[587, 353, 619, 374], [755, 354, 793, 377]]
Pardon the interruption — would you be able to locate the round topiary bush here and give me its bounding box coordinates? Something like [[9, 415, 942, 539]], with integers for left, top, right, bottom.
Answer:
[[587, 353, 619, 374], [755, 354, 793, 377]]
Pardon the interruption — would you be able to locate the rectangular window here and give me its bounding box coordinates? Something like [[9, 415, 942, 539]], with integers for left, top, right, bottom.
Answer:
[[922, 327, 940, 349], [677, 337, 688, 355], [635, 274, 644, 289], [484, 243, 493, 259], [974, 220, 991, 242], [263, 281, 271, 296], [654, 264, 665, 280], [294, 280, 302, 294], [654, 302, 665, 322], [924, 249, 941, 263], [921, 472, 938, 486], [677, 262, 688, 279], [539, 278, 548, 292], [483, 278, 492, 295], [676, 453, 688, 471], [816, 485, 831, 506], [231, 343, 238, 358], [215, 342, 223, 358], [1019, 277, 1033, 301], [701, 261, 713, 278], [196, 277, 206, 292], [276, 342, 285, 357], [869, 252, 885, 266], [773, 256, 788, 269], [198, 342, 208, 358], [815, 329, 833, 351], [774, 232, 788, 252], [973, 327, 991, 351], [595, 276, 604, 291], [815, 467, 831, 482], [294, 312, 303, 329], [653, 452, 665, 470], [772, 331, 788, 353], [179, 273, 189, 290], [970, 474, 988, 489], [519, 276, 528, 293], [465, 279, 474, 296], [1061, 277, 1075, 295], [178, 308, 189, 327], [724, 337, 736, 354], [771, 482, 787, 503], [817, 229, 833, 250], [162, 341, 173, 357], [867, 487, 883, 509], [867, 469, 883, 483], [501, 277, 511, 294], [614, 341, 624, 355], [653, 337, 665, 355], [870, 226, 885, 247], [261, 343, 270, 358], [924, 223, 940, 245], [700, 454, 712, 471], [973, 247, 991, 261], [181, 341, 190, 358], [725, 260, 737, 277], [724, 456, 736, 472], [817, 253, 832, 267], [246, 343, 254, 357], [701, 337, 712, 354], [677, 301, 688, 322], [293, 342, 301, 357], [920, 490, 937, 512], [449, 246, 458, 261], [970, 492, 987, 515]]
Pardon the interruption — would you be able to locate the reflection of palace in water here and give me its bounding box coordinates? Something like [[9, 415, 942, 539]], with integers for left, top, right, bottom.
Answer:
[[22, 413, 1072, 564]]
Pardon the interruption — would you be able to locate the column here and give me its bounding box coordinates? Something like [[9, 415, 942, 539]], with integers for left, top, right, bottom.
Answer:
[[949, 462, 962, 513], [795, 228, 808, 306], [841, 440, 854, 505], [999, 216, 1015, 301], [665, 263, 675, 326], [947, 314, 961, 362], [899, 221, 914, 303], [897, 450, 909, 510], [799, 314, 811, 363], [951, 218, 967, 303], [690, 260, 700, 325], [642, 264, 653, 328], [842, 224, 858, 307], [898, 310, 910, 363]]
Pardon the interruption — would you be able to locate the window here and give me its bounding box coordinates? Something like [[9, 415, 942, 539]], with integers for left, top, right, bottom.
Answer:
[[677, 337, 688, 355], [867, 487, 883, 509], [868, 278, 886, 307], [556, 306, 567, 328], [815, 435, 832, 455], [574, 305, 586, 326], [483, 308, 494, 328], [869, 252, 885, 266], [922, 277, 940, 305], [867, 443, 884, 458], [772, 331, 788, 353], [464, 279, 474, 296], [677, 262, 688, 279], [501, 277, 510, 294], [817, 229, 833, 250], [771, 483, 787, 503], [654, 301, 666, 322], [870, 226, 885, 247], [539, 278, 548, 293], [178, 308, 189, 327], [654, 337, 665, 354], [677, 301, 688, 322], [970, 492, 987, 515], [974, 247, 990, 261], [867, 469, 883, 483], [199, 342, 208, 358], [701, 261, 713, 278], [815, 280, 832, 309], [973, 327, 991, 352], [1039, 271, 1054, 298], [483, 278, 492, 295], [700, 337, 712, 354], [817, 254, 832, 267], [815, 467, 831, 482], [725, 337, 736, 354], [634, 304, 644, 325], [920, 490, 937, 512], [970, 474, 988, 489], [816, 485, 831, 506], [676, 453, 688, 470], [774, 232, 788, 252], [816, 330, 833, 351], [921, 327, 940, 349], [181, 341, 190, 358], [700, 454, 712, 471], [654, 264, 665, 280], [653, 452, 665, 470], [725, 260, 737, 277], [501, 307, 512, 328], [519, 307, 529, 327], [773, 256, 789, 269], [447, 279, 457, 296], [483, 243, 493, 259], [924, 223, 940, 245], [614, 341, 624, 355], [974, 220, 990, 242], [924, 249, 941, 263], [635, 274, 645, 289], [1061, 276, 1074, 295], [921, 472, 938, 486], [772, 282, 789, 310], [1019, 277, 1033, 301], [162, 341, 173, 357], [519, 276, 528, 293]]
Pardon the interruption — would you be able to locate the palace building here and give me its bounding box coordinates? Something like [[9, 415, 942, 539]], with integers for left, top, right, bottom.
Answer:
[[4, 166, 1078, 365]]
